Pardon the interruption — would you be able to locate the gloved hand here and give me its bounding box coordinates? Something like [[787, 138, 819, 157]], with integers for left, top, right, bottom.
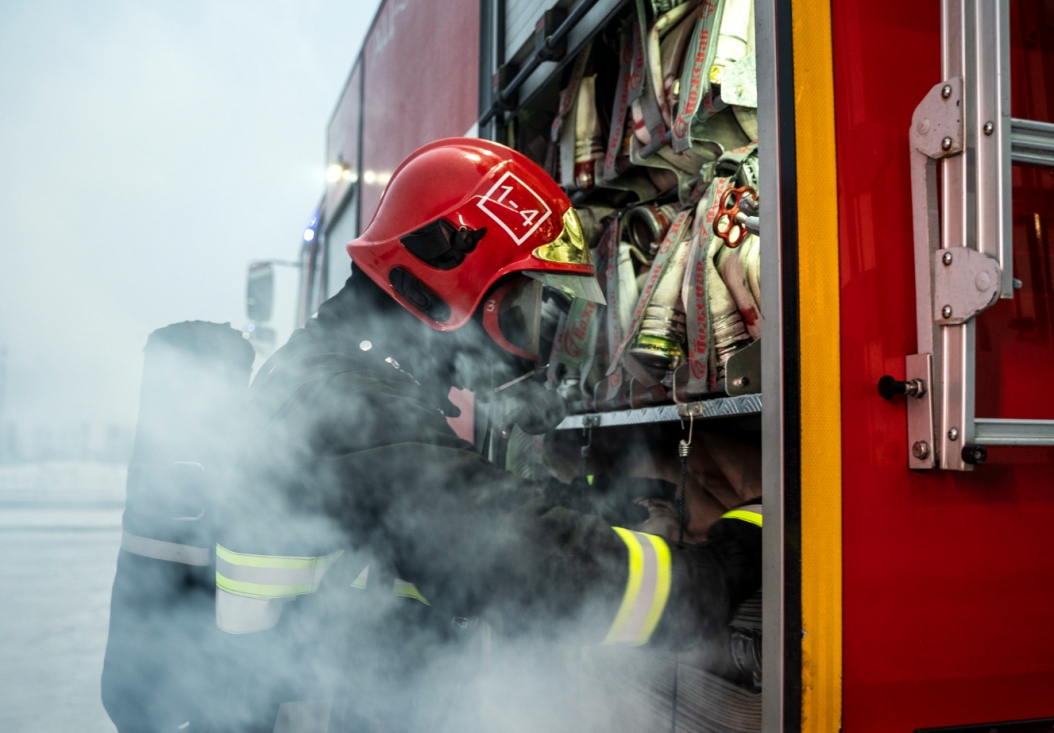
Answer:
[[502, 384, 568, 435], [633, 497, 680, 539], [544, 474, 675, 527]]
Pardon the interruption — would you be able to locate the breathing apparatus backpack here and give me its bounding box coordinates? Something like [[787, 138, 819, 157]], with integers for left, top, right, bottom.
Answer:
[[101, 321, 254, 733]]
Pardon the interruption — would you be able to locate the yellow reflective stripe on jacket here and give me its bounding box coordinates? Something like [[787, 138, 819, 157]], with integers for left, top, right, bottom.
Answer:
[[722, 505, 763, 528], [349, 565, 430, 605], [603, 527, 671, 646], [393, 579, 430, 606], [215, 544, 343, 600], [350, 566, 369, 590]]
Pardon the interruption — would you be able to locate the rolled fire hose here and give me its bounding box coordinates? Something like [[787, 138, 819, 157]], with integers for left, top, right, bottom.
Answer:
[[624, 203, 679, 257], [573, 76, 604, 189], [617, 243, 642, 333], [706, 226, 752, 375], [630, 235, 692, 372], [716, 234, 761, 341]]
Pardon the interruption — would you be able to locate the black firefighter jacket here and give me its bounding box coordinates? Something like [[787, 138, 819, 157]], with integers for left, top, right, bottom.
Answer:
[[212, 280, 762, 732]]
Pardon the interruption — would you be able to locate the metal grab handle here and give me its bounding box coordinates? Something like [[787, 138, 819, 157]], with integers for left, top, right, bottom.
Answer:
[[906, 77, 965, 470]]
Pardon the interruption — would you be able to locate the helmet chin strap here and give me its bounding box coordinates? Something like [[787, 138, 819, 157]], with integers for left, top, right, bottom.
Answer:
[[445, 315, 533, 393], [492, 364, 548, 393]]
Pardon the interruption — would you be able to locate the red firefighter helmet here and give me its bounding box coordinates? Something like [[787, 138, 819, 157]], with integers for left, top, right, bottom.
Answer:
[[346, 138, 604, 359]]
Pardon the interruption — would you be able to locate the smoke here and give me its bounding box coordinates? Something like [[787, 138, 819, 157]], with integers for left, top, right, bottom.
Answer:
[[0, 3, 381, 732], [95, 270, 763, 733], [0, 0, 377, 437], [0, 4, 764, 730]]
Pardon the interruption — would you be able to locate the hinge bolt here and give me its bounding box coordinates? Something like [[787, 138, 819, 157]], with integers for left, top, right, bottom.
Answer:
[[941, 136, 953, 151], [942, 251, 953, 266], [1013, 278, 1023, 290], [948, 427, 959, 442], [983, 121, 994, 136], [941, 84, 952, 99], [942, 305, 953, 318], [912, 441, 930, 460]]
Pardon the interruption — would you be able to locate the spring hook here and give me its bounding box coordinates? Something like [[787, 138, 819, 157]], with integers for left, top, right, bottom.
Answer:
[[581, 424, 593, 478], [676, 413, 693, 542]]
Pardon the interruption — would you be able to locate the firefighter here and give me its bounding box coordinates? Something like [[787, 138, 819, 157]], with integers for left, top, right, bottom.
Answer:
[[214, 138, 762, 732]]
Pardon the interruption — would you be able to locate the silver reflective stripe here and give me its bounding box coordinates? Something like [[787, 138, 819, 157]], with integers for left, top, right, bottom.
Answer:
[[623, 534, 658, 638], [603, 527, 672, 646], [121, 530, 210, 566], [214, 546, 343, 599], [216, 588, 289, 634], [273, 699, 332, 733]]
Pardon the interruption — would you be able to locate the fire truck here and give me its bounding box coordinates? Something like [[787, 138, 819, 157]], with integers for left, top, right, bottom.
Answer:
[[244, 0, 1054, 730]]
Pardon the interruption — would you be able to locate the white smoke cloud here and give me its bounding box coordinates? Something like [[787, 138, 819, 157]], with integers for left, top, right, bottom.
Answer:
[[0, 3, 381, 732], [0, 0, 380, 431]]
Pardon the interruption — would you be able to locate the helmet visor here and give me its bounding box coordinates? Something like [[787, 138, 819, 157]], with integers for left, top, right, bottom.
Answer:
[[529, 208, 606, 304], [532, 208, 591, 266], [525, 271, 606, 304]]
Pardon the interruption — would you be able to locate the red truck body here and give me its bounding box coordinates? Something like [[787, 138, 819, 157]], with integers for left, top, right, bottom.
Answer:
[[250, 1, 1054, 729]]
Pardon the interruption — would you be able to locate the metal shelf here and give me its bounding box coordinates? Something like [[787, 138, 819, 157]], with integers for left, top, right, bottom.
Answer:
[[555, 394, 762, 430]]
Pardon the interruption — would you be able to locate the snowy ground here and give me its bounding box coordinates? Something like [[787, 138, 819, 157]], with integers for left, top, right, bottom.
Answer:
[[0, 462, 124, 733]]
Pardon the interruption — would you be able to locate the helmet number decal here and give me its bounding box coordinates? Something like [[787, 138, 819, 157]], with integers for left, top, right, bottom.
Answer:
[[477, 172, 552, 246]]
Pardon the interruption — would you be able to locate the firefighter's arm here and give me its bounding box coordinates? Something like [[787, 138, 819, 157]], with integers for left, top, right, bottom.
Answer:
[[649, 502, 762, 647], [322, 440, 759, 649], [506, 494, 762, 649]]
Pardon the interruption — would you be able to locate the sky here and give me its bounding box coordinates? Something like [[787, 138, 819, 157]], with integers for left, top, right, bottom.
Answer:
[[0, 0, 382, 431]]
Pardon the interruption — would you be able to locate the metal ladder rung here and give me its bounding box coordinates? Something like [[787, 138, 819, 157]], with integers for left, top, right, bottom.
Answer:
[[1011, 118, 1054, 168], [974, 417, 1054, 446]]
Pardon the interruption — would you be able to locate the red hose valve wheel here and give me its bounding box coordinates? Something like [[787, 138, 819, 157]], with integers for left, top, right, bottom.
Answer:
[[714, 185, 757, 248]]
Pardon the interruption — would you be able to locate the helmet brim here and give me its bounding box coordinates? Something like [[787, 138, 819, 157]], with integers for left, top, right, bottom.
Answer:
[[525, 271, 606, 305]]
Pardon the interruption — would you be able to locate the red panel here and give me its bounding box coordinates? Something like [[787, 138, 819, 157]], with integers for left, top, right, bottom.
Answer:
[[324, 61, 362, 223], [359, 0, 480, 228], [832, 1, 1054, 730]]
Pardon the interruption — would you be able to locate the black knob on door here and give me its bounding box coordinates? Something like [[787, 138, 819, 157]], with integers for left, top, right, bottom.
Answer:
[[878, 375, 926, 400]]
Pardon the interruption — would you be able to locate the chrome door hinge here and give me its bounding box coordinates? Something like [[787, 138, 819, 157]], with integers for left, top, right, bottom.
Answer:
[[931, 247, 1000, 325]]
